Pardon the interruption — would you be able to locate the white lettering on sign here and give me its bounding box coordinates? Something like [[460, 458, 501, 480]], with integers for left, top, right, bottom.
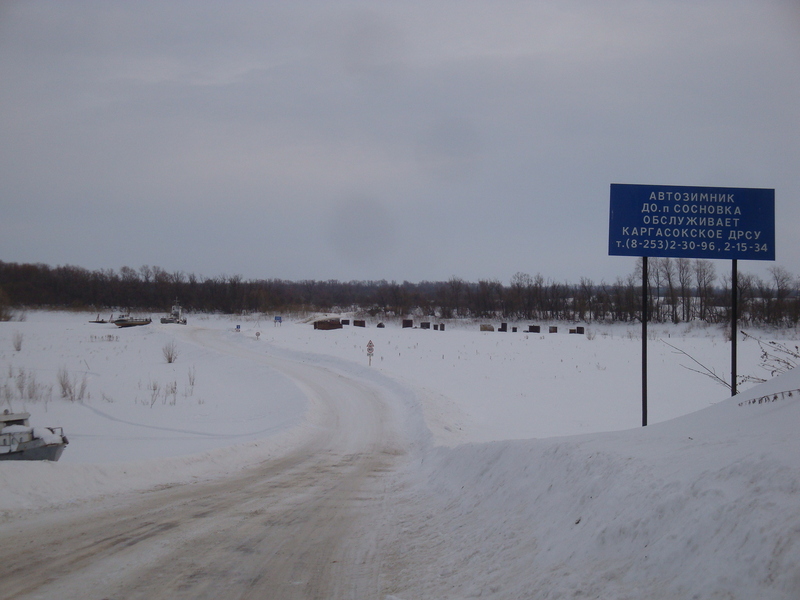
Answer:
[[649, 191, 735, 202]]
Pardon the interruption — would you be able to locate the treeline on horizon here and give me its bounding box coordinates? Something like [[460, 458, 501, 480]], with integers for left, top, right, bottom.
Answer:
[[0, 260, 798, 326]]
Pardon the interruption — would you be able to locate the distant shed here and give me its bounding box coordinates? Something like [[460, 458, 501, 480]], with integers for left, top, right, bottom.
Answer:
[[314, 318, 342, 330]]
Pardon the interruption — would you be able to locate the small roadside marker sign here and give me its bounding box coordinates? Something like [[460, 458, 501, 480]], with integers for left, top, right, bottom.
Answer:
[[367, 340, 374, 365]]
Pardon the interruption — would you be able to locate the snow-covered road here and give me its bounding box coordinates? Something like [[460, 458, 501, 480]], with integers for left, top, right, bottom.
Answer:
[[0, 327, 416, 599]]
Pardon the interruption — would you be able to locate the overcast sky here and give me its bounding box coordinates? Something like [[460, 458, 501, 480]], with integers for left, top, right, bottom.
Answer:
[[1, 1, 798, 285]]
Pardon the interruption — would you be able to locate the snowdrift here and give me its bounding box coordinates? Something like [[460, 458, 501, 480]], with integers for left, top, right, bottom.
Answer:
[[388, 368, 800, 599]]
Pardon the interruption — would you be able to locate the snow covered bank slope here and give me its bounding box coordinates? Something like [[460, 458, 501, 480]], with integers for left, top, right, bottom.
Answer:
[[387, 368, 800, 599], [0, 312, 431, 514], [249, 318, 767, 445], [0, 312, 314, 512]]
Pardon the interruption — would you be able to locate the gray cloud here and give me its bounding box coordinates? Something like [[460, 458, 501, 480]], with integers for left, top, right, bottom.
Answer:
[[0, 1, 798, 284], [325, 195, 398, 272]]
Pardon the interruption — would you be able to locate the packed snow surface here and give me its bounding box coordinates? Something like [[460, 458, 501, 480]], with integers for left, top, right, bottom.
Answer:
[[1, 311, 799, 598]]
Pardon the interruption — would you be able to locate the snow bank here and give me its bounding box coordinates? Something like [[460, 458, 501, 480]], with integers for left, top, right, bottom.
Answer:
[[388, 368, 800, 599]]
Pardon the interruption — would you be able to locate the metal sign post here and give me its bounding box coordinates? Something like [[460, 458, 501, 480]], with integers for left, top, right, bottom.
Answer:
[[642, 256, 648, 426], [610, 184, 775, 425], [731, 260, 738, 396]]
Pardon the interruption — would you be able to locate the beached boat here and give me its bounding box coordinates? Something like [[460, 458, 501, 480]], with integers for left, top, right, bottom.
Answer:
[[0, 411, 68, 461], [160, 301, 187, 325], [113, 315, 152, 328]]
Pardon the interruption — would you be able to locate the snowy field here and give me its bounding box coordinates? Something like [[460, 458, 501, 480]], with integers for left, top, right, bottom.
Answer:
[[1, 310, 799, 598]]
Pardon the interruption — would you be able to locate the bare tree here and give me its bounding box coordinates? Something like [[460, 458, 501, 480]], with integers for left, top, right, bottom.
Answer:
[[649, 259, 665, 322], [676, 257, 693, 321], [0, 287, 10, 322], [474, 279, 503, 318], [530, 273, 545, 320], [693, 259, 716, 322], [447, 276, 466, 317], [139, 265, 153, 283], [769, 265, 793, 325], [659, 258, 680, 323], [574, 277, 594, 322], [508, 272, 533, 319]]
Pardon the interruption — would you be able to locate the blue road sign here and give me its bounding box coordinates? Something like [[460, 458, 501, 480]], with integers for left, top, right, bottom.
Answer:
[[609, 184, 775, 261]]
